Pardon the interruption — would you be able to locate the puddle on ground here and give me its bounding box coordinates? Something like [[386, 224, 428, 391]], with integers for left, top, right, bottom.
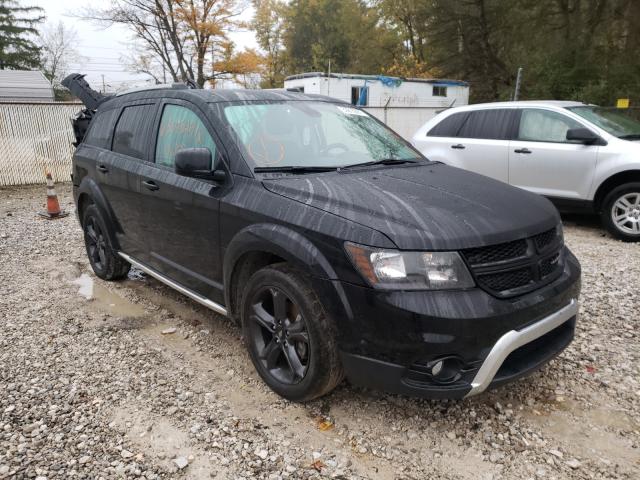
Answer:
[[72, 273, 146, 317]]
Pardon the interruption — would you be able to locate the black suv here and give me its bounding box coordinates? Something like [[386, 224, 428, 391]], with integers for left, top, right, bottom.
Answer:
[[67, 76, 581, 401]]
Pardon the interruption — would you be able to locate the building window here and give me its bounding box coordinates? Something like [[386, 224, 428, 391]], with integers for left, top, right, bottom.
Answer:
[[351, 86, 369, 106], [433, 85, 448, 97]]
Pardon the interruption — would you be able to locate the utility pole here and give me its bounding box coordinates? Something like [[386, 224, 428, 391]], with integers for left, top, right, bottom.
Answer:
[[210, 43, 216, 89], [101, 74, 106, 94], [513, 67, 523, 101]]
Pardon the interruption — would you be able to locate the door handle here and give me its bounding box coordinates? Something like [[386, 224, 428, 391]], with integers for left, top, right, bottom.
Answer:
[[514, 148, 532, 154], [97, 165, 109, 173], [451, 144, 466, 149], [142, 180, 159, 191]]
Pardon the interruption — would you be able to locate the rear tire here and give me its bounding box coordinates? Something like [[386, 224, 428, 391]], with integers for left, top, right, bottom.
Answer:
[[241, 264, 343, 402], [82, 204, 131, 280], [601, 183, 640, 242]]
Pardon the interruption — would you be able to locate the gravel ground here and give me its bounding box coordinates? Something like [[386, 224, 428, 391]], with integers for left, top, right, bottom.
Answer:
[[0, 183, 638, 480]]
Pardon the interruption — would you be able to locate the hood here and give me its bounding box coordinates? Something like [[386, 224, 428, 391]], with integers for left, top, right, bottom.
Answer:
[[262, 163, 560, 250]]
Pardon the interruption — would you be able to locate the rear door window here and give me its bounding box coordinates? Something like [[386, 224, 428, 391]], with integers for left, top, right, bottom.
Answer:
[[155, 104, 217, 168], [457, 109, 513, 140], [84, 108, 118, 149], [427, 112, 469, 137], [112, 104, 156, 160], [517, 109, 584, 143]]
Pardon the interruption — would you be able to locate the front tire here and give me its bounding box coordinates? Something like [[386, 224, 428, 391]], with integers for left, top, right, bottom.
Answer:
[[82, 204, 131, 280], [601, 183, 640, 242], [241, 264, 343, 402]]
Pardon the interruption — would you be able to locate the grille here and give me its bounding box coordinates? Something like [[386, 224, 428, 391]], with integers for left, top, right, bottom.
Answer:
[[539, 252, 561, 278], [462, 227, 564, 297], [478, 268, 534, 291], [463, 239, 527, 265], [533, 228, 558, 251]]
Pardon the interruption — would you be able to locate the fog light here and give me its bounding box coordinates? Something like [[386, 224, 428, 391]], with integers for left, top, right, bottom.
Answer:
[[428, 357, 463, 384]]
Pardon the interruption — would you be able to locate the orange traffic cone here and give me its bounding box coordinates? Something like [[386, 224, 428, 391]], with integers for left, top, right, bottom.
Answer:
[[38, 172, 69, 219]]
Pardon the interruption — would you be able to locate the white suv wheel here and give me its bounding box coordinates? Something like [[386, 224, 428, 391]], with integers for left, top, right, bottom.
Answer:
[[611, 192, 640, 235], [602, 183, 640, 241]]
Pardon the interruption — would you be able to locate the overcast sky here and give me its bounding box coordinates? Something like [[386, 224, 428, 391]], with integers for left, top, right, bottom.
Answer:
[[32, 0, 257, 91]]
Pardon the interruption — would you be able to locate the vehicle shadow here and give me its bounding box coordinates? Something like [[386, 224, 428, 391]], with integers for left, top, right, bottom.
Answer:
[[560, 212, 604, 233]]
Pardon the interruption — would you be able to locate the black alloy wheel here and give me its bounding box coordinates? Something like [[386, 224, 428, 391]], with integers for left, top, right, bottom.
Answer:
[[85, 216, 108, 272], [241, 264, 343, 401], [248, 286, 310, 384], [82, 204, 130, 280]]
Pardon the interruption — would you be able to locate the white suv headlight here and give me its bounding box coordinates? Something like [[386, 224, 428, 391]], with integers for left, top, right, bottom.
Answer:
[[345, 242, 475, 290]]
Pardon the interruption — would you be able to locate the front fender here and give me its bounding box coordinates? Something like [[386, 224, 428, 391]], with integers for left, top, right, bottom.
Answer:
[[223, 222, 355, 328]]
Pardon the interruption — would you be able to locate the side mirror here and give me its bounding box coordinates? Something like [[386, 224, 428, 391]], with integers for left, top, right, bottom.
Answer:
[[566, 127, 604, 145], [174, 148, 226, 182]]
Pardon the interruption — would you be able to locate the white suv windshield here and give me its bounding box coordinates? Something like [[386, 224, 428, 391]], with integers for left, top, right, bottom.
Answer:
[[222, 101, 419, 169], [567, 106, 640, 139]]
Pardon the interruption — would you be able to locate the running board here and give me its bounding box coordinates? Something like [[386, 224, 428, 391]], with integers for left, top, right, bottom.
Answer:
[[118, 252, 228, 316]]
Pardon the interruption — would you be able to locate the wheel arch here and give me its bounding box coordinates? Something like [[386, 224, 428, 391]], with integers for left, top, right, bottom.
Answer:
[[593, 170, 640, 212], [223, 224, 339, 323], [76, 176, 123, 249]]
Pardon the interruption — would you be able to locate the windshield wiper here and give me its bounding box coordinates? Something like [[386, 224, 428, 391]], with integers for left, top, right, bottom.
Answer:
[[254, 165, 337, 174], [339, 158, 418, 170], [619, 134, 640, 140]]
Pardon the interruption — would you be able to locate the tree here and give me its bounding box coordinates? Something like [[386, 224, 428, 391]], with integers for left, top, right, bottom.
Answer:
[[374, 0, 640, 104], [282, 0, 399, 76], [0, 0, 44, 70], [213, 41, 263, 88], [252, 0, 286, 88], [39, 21, 85, 98], [80, 0, 254, 88]]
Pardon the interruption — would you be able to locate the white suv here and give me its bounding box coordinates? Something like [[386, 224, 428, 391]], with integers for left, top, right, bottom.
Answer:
[[412, 101, 640, 241]]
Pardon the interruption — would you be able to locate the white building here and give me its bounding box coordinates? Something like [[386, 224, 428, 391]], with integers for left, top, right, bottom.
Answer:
[[283, 72, 469, 139], [0, 70, 55, 102]]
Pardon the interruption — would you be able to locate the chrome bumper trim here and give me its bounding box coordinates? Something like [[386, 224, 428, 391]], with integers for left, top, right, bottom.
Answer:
[[118, 252, 228, 316], [465, 299, 579, 398]]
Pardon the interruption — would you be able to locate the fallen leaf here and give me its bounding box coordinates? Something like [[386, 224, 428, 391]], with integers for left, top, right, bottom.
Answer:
[[586, 365, 596, 373], [317, 420, 334, 431], [310, 459, 324, 472]]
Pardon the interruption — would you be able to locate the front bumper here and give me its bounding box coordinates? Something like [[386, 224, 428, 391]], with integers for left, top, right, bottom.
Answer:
[[315, 247, 581, 399]]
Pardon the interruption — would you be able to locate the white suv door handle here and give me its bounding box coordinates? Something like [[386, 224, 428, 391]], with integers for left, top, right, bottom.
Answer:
[[451, 144, 466, 150], [514, 148, 532, 154]]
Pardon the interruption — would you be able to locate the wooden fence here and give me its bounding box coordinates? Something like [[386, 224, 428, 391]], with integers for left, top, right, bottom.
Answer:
[[0, 102, 82, 186]]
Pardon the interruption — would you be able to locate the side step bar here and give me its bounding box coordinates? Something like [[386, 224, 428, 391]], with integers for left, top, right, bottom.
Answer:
[[118, 252, 228, 316]]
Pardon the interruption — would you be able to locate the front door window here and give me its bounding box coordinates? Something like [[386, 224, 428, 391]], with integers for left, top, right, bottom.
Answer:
[[155, 104, 217, 168], [518, 109, 583, 143]]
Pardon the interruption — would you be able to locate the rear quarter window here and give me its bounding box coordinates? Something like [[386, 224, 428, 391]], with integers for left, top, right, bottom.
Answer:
[[112, 104, 156, 160], [83, 108, 119, 149], [457, 109, 514, 140]]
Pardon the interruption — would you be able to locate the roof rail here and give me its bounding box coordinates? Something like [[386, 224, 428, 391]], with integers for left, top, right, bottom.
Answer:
[[116, 77, 200, 96]]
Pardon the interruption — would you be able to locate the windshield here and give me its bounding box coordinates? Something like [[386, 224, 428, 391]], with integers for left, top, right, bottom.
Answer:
[[221, 101, 421, 169], [567, 106, 640, 138]]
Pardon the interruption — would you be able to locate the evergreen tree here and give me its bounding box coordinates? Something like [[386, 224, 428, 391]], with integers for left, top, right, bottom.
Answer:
[[0, 0, 44, 70]]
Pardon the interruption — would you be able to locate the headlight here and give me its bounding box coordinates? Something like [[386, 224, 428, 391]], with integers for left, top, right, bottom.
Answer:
[[345, 242, 475, 290]]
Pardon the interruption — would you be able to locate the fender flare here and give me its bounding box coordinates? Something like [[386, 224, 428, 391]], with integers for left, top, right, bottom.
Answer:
[[223, 223, 342, 313], [224, 223, 338, 281], [76, 176, 123, 250]]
